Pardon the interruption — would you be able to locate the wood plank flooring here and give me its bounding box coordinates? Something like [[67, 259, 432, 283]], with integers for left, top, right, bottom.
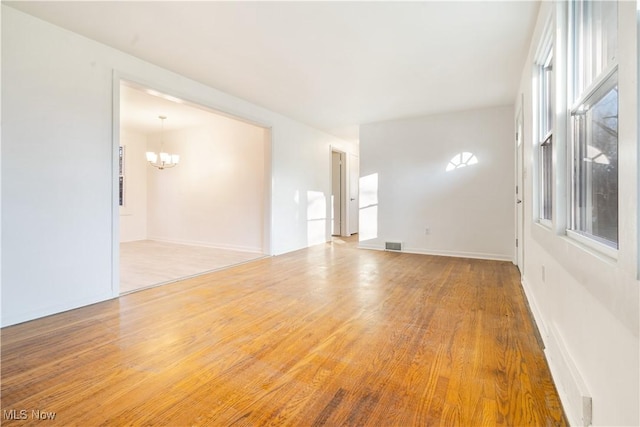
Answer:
[[120, 240, 264, 294], [1, 237, 566, 426]]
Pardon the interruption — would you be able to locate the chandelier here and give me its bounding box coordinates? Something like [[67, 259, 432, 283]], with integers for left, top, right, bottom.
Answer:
[[146, 115, 180, 170]]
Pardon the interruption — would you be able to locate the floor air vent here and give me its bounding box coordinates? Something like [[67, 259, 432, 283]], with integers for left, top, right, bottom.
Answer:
[[385, 242, 403, 251]]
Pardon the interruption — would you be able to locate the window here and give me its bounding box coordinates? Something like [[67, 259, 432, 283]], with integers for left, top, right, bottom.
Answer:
[[541, 138, 553, 221], [571, 75, 618, 246], [569, 0, 618, 249], [538, 41, 553, 222], [119, 145, 125, 207], [571, 0, 617, 100], [445, 152, 478, 172]]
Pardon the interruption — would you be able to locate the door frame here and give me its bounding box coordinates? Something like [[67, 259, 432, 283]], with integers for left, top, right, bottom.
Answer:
[[330, 148, 348, 237], [347, 153, 359, 235], [111, 72, 273, 296], [515, 96, 525, 274]]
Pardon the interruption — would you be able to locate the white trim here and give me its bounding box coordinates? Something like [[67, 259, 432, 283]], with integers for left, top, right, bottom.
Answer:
[[545, 323, 592, 427], [111, 71, 121, 297], [520, 276, 548, 339], [264, 127, 274, 256], [538, 218, 553, 229], [522, 275, 591, 427], [534, 11, 554, 65], [568, 69, 619, 251], [637, 4, 640, 280], [570, 65, 618, 114], [515, 94, 525, 271], [565, 229, 618, 260], [144, 237, 264, 255], [358, 243, 513, 262], [535, 16, 554, 225], [553, 0, 569, 235]]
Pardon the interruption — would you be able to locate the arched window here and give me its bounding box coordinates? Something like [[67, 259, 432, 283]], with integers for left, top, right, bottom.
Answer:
[[445, 152, 478, 172]]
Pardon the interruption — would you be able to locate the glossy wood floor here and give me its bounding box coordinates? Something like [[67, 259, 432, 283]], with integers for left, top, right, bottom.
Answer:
[[1, 237, 566, 426], [120, 240, 264, 294]]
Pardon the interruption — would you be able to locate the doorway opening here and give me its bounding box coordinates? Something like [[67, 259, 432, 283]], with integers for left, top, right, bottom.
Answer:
[[115, 80, 271, 295], [331, 150, 346, 236], [331, 148, 359, 238]]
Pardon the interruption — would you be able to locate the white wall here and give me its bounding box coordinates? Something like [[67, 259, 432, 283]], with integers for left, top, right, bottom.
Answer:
[[517, 2, 639, 426], [1, 6, 357, 326], [119, 129, 148, 242], [146, 119, 266, 253], [359, 106, 515, 261]]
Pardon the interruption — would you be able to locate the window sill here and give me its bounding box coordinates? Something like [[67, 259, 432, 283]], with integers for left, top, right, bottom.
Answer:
[[565, 229, 618, 261], [537, 219, 553, 230]]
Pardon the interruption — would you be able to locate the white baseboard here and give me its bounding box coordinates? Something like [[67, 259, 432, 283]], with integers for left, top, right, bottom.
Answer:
[[521, 277, 590, 426], [545, 323, 592, 426], [357, 243, 513, 262], [146, 236, 263, 254], [520, 277, 549, 340]]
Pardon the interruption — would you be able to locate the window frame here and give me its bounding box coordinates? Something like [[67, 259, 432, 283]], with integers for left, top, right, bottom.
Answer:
[[538, 41, 554, 225], [567, 0, 618, 255], [569, 69, 618, 248]]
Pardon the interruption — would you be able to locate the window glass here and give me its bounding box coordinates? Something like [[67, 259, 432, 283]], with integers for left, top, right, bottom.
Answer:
[[572, 1, 617, 99], [542, 50, 553, 138], [574, 85, 618, 244], [538, 42, 553, 222], [570, 0, 618, 249], [541, 137, 553, 221]]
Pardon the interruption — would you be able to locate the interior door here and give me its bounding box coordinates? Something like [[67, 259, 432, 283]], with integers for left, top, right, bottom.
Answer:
[[331, 151, 342, 236], [348, 154, 359, 235], [516, 106, 525, 274]]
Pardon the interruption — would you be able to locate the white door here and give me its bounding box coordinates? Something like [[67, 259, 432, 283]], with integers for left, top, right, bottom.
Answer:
[[516, 107, 525, 274], [331, 151, 342, 236], [348, 154, 359, 235]]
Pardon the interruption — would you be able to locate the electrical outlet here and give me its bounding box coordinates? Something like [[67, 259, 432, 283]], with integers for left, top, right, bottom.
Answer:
[[425, 227, 430, 235]]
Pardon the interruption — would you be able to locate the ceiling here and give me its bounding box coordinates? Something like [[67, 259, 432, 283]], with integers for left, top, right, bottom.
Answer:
[[6, 1, 540, 142], [120, 83, 231, 134]]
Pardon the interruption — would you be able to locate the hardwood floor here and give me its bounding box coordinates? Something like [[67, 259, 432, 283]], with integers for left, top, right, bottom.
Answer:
[[120, 240, 264, 294], [1, 237, 566, 426]]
